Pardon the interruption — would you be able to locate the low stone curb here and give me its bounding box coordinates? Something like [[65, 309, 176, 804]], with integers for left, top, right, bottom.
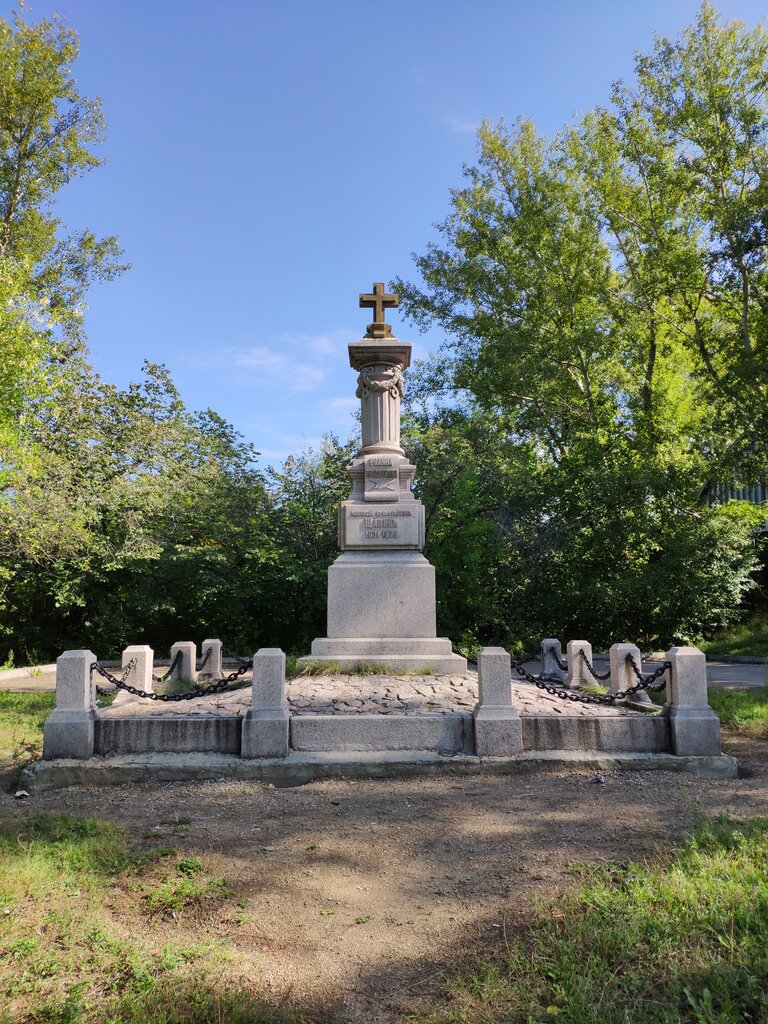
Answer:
[[18, 749, 737, 792], [704, 653, 767, 664]]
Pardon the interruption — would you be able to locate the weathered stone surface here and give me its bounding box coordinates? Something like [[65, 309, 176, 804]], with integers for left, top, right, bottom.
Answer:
[[43, 650, 96, 760], [201, 639, 222, 678], [241, 711, 289, 759], [19, 749, 740, 794], [523, 715, 669, 752], [610, 642, 654, 710], [170, 641, 197, 683], [113, 645, 154, 706], [474, 648, 523, 755], [242, 648, 289, 758], [326, 552, 437, 639], [96, 716, 241, 755], [541, 639, 567, 684], [291, 713, 470, 753], [567, 641, 593, 688], [338, 501, 424, 550], [665, 646, 721, 756]]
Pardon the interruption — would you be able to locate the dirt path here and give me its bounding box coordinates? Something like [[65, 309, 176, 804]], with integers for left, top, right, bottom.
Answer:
[[2, 732, 765, 1022]]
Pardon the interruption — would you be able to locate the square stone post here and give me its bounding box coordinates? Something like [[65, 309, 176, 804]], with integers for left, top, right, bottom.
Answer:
[[113, 645, 154, 706], [169, 641, 197, 683], [200, 639, 222, 678], [43, 650, 97, 760], [541, 638, 567, 684], [609, 643, 654, 711], [241, 648, 289, 758], [473, 647, 523, 756], [566, 640, 592, 688], [665, 646, 721, 755]]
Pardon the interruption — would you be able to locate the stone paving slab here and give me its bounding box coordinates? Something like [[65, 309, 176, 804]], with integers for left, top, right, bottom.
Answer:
[[101, 671, 649, 719]]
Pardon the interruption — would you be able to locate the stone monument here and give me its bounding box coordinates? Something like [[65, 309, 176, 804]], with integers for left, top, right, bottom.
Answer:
[[299, 284, 467, 674]]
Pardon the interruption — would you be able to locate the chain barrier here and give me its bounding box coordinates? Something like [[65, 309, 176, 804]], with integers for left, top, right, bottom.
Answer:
[[223, 648, 250, 666], [578, 649, 611, 682], [91, 658, 254, 702], [95, 658, 137, 698], [511, 653, 669, 706], [152, 649, 183, 684], [544, 644, 568, 672], [196, 646, 212, 673]]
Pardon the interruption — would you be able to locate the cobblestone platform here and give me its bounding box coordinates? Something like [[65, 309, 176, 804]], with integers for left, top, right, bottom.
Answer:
[[101, 671, 650, 719]]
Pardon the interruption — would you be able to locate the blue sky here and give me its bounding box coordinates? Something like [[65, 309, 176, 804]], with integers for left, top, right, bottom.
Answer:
[[5, 0, 768, 467]]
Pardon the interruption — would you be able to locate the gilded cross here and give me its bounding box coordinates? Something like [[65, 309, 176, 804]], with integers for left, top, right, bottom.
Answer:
[[359, 282, 399, 338]]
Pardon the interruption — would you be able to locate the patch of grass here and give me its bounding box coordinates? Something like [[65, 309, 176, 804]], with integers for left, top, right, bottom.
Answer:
[[707, 686, 768, 738], [418, 815, 768, 1024], [0, 814, 298, 1023], [0, 691, 55, 783], [143, 875, 232, 916], [701, 611, 768, 657]]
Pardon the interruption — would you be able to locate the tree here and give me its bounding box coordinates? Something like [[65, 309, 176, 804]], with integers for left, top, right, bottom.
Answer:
[[396, 4, 766, 649], [0, 11, 124, 454]]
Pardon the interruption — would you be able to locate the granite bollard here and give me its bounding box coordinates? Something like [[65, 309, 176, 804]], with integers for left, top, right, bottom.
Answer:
[[665, 646, 721, 755], [43, 650, 97, 760], [566, 640, 593, 689], [541, 638, 567, 684], [169, 641, 197, 683], [473, 647, 523, 756], [609, 642, 654, 711], [241, 648, 289, 758], [200, 639, 222, 678], [113, 645, 154, 706]]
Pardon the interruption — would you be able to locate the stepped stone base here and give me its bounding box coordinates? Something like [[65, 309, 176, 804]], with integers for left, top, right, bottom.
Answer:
[[297, 637, 468, 675]]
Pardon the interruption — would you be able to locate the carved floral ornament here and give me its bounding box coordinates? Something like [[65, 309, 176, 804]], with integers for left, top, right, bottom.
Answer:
[[356, 366, 404, 399]]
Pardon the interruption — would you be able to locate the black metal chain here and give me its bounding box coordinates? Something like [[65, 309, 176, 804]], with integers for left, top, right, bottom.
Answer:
[[511, 653, 669, 706], [578, 649, 611, 681], [152, 649, 183, 684], [196, 646, 212, 672], [223, 647, 250, 666], [544, 644, 568, 672], [95, 658, 137, 697], [91, 659, 254, 702]]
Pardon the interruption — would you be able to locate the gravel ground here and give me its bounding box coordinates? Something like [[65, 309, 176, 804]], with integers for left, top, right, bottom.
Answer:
[[1, 730, 763, 1023]]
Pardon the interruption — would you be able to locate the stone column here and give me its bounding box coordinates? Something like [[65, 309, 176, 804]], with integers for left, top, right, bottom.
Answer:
[[241, 648, 289, 758], [43, 650, 97, 760], [113, 645, 154, 706], [169, 641, 197, 683], [357, 362, 405, 456], [541, 638, 567, 684], [566, 640, 593, 689], [664, 646, 721, 755], [201, 639, 222, 679], [473, 647, 523, 756], [609, 643, 654, 711]]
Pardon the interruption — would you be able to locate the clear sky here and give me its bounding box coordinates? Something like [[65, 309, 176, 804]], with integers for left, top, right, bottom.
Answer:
[[5, 0, 767, 467]]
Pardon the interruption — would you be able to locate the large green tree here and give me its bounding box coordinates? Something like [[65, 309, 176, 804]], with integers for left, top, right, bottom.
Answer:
[[0, 12, 124, 454], [397, 4, 766, 650]]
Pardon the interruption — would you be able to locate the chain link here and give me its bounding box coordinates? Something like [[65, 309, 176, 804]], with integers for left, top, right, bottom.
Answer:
[[511, 653, 669, 706], [95, 658, 137, 697], [152, 649, 183, 684], [196, 646, 212, 672], [578, 649, 611, 681], [544, 644, 568, 672], [223, 648, 250, 666], [91, 659, 253, 702]]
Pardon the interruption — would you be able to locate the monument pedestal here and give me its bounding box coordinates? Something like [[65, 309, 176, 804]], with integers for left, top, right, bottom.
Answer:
[[298, 284, 467, 677]]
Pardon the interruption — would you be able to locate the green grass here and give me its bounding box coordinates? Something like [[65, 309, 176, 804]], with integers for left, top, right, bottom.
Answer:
[[0, 691, 56, 783], [418, 815, 768, 1024], [701, 612, 768, 657], [0, 814, 300, 1023], [707, 686, 768, 739], [295, 659, 435, 677]]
